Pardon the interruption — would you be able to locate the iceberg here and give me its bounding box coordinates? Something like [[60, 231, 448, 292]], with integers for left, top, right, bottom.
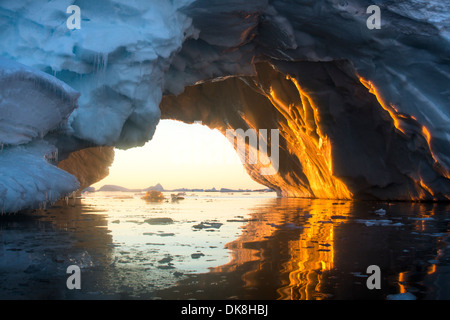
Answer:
[[1, 0, 450, 212]]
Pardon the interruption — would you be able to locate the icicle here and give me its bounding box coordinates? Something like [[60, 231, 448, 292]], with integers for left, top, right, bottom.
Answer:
[[92, 52, 109, 75], [102, 52, 108, 72], [97, 52, 100, 73]]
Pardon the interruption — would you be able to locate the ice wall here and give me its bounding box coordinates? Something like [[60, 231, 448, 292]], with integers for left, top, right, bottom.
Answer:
[[0, 0, 449, 211], [161, 61, 450, 200], [162, 0, 450, 200], [167, 0, 450, 168], [0, 58, 79, 145], [0, 141, 80, 213], [0, 0, 197, 148], [0, 58, 80, 212]]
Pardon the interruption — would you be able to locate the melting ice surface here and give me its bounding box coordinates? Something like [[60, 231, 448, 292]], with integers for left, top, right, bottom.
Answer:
[[0, 191, 449, 300], [0, 58, 80, 213], [1, 0, 450, 211]]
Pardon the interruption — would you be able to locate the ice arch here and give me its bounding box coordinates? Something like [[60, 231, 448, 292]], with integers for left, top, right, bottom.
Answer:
[[161, 61, 450, 200], [1, 0, 450, 212]]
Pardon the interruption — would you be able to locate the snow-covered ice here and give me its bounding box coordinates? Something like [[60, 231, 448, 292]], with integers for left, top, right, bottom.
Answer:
[[0, 0, 197, 148], [0, 0, 449, 211], [0, 57, 79, 146], [0, 57, 81, 212], [0, 140, 79, 213]]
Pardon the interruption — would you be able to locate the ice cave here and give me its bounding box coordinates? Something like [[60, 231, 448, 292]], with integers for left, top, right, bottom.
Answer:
[[1, 0, 450, 213]]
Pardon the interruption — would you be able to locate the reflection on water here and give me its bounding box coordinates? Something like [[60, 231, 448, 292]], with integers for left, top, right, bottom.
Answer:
[[0, 192, 449, 300]]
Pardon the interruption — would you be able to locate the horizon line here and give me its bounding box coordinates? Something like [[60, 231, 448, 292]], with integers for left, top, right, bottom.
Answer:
[[87, 183, 274, 192]]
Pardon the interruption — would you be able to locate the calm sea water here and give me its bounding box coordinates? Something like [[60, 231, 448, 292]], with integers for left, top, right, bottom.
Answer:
[[0, 191, 449, 300]]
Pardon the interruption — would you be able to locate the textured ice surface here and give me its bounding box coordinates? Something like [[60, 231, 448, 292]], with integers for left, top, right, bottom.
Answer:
[[0, 57, 79, 146], [0, 0, 450, 211], [0, 0, 197, 147], [0, 0, 197, 211], [1, 0, 449, 149], [0, 140, 80, 213], [0, 58, 80, 212]]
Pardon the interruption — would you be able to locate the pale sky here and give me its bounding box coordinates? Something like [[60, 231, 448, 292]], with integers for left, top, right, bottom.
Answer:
[[92, 120, 266, 190]]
